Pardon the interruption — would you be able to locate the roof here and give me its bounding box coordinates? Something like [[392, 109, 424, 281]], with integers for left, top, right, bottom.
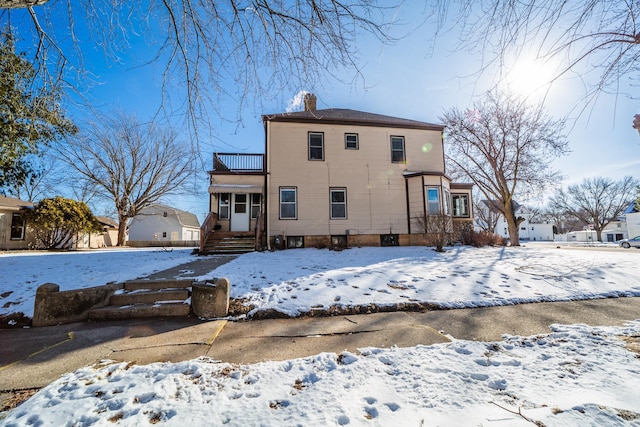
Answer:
[[262, 108, 444, 131], [145, 204, 201, 228], [450, 183, 474, 190], [624, 200, 639, 214], [96, 216, 118, 228], [0, 195, 34, 211]]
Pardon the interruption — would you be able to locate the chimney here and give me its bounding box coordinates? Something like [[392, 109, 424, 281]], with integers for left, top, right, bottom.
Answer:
[[304, 93, 317, 111]]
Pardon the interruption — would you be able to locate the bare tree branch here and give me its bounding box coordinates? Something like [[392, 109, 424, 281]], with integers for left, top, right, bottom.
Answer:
[[52, 113, 195, 245], [442, 89, 569, 246]]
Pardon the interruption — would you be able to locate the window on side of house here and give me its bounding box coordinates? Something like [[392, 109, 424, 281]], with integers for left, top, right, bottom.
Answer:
[[218, 193, 230, 220], [280, 187, 297, 219], [345, 133, 359, 150], [330, 188, 347, 219], [427, 187, 440, 214], [390, 136, 405, 163], [250, 193, 261, 219], [452, 194, 470, 217], [443, 189, 451, 216], [308, 132, 324, 160], [10, 213, 25, 240]]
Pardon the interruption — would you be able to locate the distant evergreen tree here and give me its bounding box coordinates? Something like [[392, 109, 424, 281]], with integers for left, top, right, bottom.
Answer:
[[25, 196, 102, 249]]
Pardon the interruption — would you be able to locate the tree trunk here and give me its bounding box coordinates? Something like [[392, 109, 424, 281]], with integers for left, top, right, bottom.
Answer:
[[117, 215, 128, 246], [595, 228, 603, 242], [503, 201, 522, 246]]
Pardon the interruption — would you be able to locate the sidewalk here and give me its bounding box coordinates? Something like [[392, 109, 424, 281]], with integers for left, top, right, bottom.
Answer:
[[2, 295, 640, 411]]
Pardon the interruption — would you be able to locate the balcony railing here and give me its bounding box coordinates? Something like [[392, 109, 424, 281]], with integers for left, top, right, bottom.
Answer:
[[213, 153, 264, 173]]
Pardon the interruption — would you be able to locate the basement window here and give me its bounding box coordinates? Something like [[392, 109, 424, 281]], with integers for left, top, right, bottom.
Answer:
[[287, 236, 304, 249]]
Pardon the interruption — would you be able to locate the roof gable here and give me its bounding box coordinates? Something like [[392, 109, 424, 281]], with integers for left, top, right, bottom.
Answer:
[[263, 108, 444, 131], [141, 204, 200, 228]]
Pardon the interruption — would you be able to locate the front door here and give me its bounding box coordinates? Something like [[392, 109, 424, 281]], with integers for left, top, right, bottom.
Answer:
[[230, 193, 250, 231]]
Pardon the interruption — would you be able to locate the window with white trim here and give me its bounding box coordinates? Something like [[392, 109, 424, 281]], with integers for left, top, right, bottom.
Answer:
[[218, 193, 230, 220], [330, 188, 347, 219], [391, 136, 405, 163], [250, 193, 261, 219], [452, 194, 470, 217], [10, 213, 25, 240], [345, 133, 359, 150], [308, 132, 324, 160], [427, 187, 440, 214], [280, 187, 297, 219], [443, 189, 451, 215]]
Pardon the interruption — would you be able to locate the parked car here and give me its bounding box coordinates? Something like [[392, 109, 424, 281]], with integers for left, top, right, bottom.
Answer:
[[619, 236, 640, 248]]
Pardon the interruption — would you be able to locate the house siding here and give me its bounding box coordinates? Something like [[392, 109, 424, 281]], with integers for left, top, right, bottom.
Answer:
[[129, 205, 200, 242], [266, 121, 445, 239]]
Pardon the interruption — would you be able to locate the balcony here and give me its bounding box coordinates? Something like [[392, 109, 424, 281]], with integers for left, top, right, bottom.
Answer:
[[212, 153, 264, 173]]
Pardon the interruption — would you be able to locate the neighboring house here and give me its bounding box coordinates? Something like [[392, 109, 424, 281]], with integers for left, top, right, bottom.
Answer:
[[203, 94, 474, 250], [74, 216, 120, 249], [601, 220, 627, 243], [129, 204, 201, 244], [623, 201, 640, 240], [0, 195, 35, 250], [476, 200, 555, 241]]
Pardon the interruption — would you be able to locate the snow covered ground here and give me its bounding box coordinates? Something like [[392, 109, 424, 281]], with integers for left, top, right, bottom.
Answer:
[[1, 244, 640, 425], [0, 248, 196, 319]]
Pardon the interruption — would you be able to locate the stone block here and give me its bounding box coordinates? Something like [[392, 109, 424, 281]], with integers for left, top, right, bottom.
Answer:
[[191, 278, 230, 318], [32, 282, 122, 327]]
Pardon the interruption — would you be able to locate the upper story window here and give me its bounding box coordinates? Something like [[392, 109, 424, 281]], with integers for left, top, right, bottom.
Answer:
[[280, 187, 297, 219], [452, 194, 470, 218], [308, 132, 324, 161], [218, 193, 230, 220], [345, 133, 359, 150], [390, 136, 406, 163], [427, 187, 440, 214], [10, 213, 25, 240], [330, 188, 347, 219]]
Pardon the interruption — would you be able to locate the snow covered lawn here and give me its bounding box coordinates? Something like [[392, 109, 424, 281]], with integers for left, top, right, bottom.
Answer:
[[3, 322, 639, 426], [207, 245, 640, 317], [0, 248, 196, 320], [1, 244, 640, 425]]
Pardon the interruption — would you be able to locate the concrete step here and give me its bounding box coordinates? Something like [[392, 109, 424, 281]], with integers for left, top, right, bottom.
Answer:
[[124, 279, 194, 291], [110, 289, 189, 305], [88, 302, 191, 320]]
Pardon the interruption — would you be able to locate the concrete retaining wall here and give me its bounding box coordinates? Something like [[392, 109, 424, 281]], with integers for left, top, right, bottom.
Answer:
[[126, 240, 199, 248], [33, 283, 123, 327]]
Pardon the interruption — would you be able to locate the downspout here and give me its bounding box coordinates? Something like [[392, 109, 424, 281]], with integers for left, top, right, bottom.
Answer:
[[264, 119, 270, 251], [421, 175, 427, 218], [405, 176, 411, 234]]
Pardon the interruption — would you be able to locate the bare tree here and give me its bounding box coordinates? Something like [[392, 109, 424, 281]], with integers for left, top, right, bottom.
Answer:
[[473, 200, 500, 233], [540, 206, 584, 235], [2, 1, 398, 145], [415, 213, 452, 252], [437, 1, 640, 104], [550, 176, 639, 242], [53, 114, 195, 245], [442, 90, 569, 246]]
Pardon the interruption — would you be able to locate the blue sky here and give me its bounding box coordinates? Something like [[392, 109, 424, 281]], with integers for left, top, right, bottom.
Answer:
[[7, 2, 640, 221]]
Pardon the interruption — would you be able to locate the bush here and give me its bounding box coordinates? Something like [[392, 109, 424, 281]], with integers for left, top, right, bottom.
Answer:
[[468, 230, 506, 247]]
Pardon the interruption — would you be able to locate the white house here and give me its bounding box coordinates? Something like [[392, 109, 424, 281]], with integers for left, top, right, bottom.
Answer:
[[129, 204, 200, 244], [623, 201, 640, 239], [476, 200, 555, 241]]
